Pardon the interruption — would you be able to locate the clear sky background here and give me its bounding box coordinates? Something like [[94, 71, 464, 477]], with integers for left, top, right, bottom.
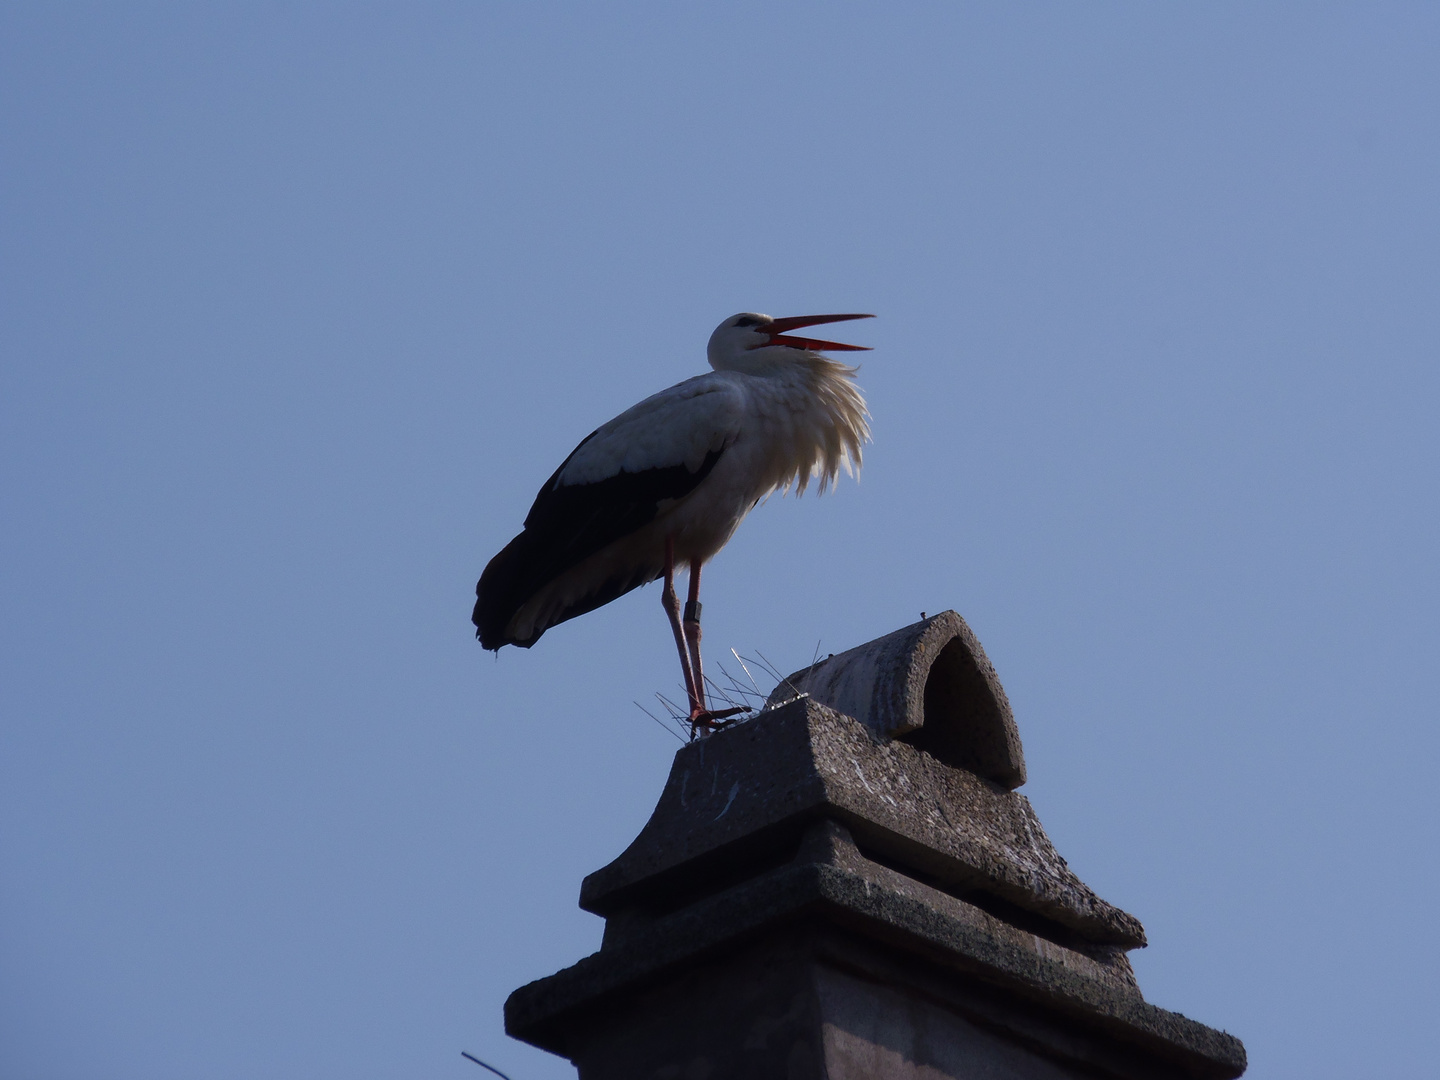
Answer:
[[2, 5, 1437, 1079]]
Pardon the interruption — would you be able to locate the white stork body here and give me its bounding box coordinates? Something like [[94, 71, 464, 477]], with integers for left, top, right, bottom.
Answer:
[[474, 312, 872, 723]]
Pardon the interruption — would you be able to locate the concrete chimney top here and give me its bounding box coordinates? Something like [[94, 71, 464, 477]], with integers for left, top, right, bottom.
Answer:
[[505, 611, 1246, 1079]]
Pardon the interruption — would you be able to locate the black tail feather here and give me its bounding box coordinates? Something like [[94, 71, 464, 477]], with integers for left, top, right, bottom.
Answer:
[[473, 445, 726, 650]]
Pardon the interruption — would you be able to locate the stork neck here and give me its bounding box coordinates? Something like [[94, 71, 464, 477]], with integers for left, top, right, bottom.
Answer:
[[709, 345, 810, 377]]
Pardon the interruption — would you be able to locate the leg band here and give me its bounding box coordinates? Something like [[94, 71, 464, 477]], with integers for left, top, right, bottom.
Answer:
[[683, 600, 702, 623]]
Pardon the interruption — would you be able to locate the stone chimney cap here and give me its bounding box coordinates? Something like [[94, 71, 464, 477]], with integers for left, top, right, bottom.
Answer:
[[766, 610, 1026, 789], [580, 707, 1145, 952]]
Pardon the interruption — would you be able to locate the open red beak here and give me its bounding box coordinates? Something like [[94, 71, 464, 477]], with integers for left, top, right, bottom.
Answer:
[[766, 313, 874, 352]]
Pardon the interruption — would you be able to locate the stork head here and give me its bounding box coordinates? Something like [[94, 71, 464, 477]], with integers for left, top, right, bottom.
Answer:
[[707, 312, 874, 370]]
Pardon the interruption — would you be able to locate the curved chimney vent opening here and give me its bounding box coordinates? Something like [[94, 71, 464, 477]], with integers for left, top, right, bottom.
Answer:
[[898, 634, 1025, 788]]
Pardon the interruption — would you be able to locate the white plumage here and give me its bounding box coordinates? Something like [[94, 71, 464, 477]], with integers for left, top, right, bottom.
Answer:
[[474, 311, 872, 726]]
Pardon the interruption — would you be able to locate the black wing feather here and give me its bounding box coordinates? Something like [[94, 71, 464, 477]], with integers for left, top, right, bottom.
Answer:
[[473, 443, 725, 649]]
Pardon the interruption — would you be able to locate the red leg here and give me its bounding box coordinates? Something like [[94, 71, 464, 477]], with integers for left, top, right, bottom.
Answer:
[[662, 538, 702, 717], [681, 562, 747, 734], [684, 561, 707, 718]]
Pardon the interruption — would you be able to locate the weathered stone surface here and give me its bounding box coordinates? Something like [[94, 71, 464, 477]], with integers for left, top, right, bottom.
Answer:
[[581, 699, 1141, 948], [542, 935, 826, 1080], [817, 963, 1093, 1080], [503, 615, 1247, 1079]]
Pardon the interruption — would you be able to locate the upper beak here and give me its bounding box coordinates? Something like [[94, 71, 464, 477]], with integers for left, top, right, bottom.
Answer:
[[766, 313, 874, 352]]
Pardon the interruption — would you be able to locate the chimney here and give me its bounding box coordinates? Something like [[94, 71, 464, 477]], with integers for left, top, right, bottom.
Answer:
[[505, 611, 1246, 1079]]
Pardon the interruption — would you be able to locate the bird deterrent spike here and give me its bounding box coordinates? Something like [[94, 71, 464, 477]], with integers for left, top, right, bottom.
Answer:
[[715, 664, 750, 704], [714, 689, 756, 721], [702, 673, 748, 714], [731, 648, 764, 697], [711, 655, 747, 697], [654, 691, 688, 721], [754, 649, 808, 708], [634, 700, 686, 743], [752, 649, 786, 685], [716, 666, 761, 707], [713, 665, 741, 698]]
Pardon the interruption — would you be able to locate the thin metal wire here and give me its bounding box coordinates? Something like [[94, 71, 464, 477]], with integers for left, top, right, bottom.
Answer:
[[462, 1051, 515, 1080]]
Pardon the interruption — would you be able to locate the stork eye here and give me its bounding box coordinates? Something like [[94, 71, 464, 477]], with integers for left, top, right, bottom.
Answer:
[[734, 316, 760, 328]]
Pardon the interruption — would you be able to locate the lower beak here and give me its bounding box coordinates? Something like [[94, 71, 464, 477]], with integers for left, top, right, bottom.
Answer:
[[767, 313, 874, 352]]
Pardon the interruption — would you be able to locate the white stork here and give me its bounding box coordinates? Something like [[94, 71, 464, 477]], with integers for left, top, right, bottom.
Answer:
[[474, 312, 873, 729]]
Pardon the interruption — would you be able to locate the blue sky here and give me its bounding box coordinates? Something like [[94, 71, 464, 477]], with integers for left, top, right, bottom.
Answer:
[[2, 5, 1437, 1078]]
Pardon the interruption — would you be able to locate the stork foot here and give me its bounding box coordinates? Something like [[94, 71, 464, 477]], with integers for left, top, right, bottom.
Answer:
[[688, 705, 750, 739]]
